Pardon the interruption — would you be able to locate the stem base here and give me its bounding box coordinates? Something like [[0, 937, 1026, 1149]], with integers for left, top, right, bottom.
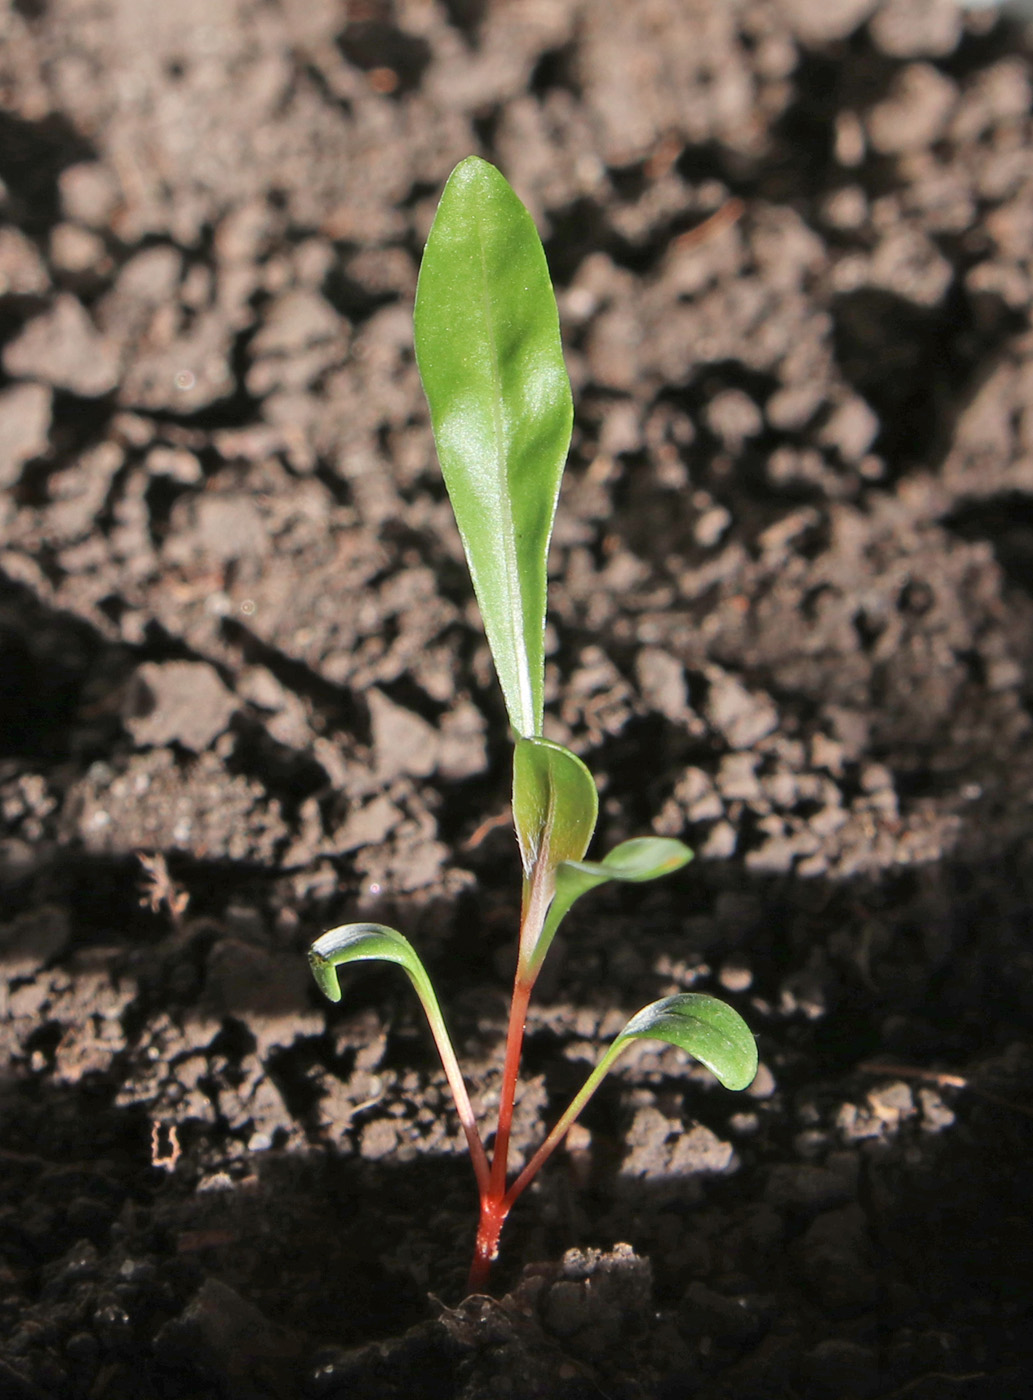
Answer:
[[467, 1195, 509, 1294]]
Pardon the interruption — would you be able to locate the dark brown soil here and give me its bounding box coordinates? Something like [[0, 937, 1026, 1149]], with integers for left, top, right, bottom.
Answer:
[[3, 1, 1033, 1396]]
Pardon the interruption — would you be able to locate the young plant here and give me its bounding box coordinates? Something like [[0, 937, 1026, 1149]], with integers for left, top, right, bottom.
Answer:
[[308, 157, 758, 1293]]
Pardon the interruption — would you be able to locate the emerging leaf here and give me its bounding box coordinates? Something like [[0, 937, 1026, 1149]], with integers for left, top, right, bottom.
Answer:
[[530, 836, 693, 974], [512, 735, 598, 878], [414, 156, 573, 739], [613, 993, 758, 1091]]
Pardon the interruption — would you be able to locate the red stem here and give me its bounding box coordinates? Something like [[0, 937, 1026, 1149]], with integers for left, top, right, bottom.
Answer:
[[466, 972, 532, 1293], [489, 975, 532, 1197], [466, 856, 554, 1294]]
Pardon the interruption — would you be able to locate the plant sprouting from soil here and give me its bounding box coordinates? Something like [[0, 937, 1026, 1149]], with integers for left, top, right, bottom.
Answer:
[[308, 157, 758, 1293]]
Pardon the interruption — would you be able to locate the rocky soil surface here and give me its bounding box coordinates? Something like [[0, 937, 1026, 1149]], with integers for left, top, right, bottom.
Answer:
[[3, 0, 1033, 1395]]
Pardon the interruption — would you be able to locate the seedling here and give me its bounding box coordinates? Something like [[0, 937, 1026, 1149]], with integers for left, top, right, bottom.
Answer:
[[309, 157, 757, 1293]]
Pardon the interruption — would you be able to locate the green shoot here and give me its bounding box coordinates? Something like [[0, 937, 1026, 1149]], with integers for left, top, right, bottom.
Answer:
[[308, 156, 758, 1295]]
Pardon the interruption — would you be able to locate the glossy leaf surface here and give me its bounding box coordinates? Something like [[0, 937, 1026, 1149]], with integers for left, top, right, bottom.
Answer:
[[414, 156, 572, 738], [612, 992, 758, 1091], [512, 736, 597, 879], [530, 837, 693, 974]]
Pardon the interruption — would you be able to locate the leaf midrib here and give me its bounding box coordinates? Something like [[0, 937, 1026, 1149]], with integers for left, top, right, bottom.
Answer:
[[477, 214, 534, 736]]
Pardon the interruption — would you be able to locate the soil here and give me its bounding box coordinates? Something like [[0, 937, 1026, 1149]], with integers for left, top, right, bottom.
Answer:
[[3, 0, 1033, 1396]]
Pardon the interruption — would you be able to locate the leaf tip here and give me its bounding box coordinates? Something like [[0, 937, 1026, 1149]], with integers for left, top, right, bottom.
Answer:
[[718, 1044, 760, 1094], [308, 950, 342, 1004], [445, 153, 499, 195]]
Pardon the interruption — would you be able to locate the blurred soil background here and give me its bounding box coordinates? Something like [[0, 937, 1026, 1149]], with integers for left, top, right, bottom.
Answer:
[[2, 0, 1033, 1395]]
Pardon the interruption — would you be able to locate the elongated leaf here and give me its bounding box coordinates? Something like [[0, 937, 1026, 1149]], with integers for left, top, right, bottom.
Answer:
[[529, 837, 693, 974], [512, 736, 597, 878], [414, 156, 573, 739], [612, 993, 758, 1091]]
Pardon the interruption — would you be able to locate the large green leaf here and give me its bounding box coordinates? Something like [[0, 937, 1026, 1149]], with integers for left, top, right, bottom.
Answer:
[[529, 837, 693, 974], [512, 736, 597, 879], [414, 156, 573, 739], [611, 993, 758, 1091]]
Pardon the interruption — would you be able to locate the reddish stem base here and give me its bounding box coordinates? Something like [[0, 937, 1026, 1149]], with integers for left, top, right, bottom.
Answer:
[[467, 1194, 509, 1294]]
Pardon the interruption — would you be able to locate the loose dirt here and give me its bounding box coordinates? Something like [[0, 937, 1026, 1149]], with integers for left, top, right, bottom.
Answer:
[[2, 1, 1033, 1396]]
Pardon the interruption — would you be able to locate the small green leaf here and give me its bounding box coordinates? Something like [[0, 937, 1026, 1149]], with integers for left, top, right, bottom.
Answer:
[[591, 837, 694, 882], [512, 736, 598, 878], [530, 837, 693, 974], [414, 156, 573, 739], [613, 993, 758, 1091], [309, 923, 432, 1004]]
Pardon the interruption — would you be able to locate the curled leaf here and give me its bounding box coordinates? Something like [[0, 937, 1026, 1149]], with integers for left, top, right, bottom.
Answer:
[[309, 923, 491, 1188], [613, 992, 758, 1091], [309, 923, 433, 1004]]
